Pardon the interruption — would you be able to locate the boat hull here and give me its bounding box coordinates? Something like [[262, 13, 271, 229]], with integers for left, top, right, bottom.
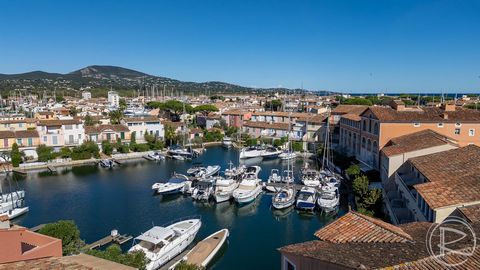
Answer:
[[296, 201, 316, 211], [233, 187, 262, 205]]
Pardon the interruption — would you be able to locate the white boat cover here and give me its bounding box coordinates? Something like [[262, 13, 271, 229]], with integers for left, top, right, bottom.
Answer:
[[135, 226, 175, 245]]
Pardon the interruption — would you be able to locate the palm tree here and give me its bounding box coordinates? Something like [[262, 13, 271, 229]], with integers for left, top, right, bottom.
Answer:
[[165, 125, 176, 146]]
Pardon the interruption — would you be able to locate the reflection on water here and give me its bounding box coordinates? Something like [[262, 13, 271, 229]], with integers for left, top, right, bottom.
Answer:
[[13, 146, 340, 270]]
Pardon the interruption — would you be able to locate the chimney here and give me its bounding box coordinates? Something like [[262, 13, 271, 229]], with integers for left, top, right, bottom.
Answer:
[[441, 103, 456, 112], [390, 100, 406, 111]]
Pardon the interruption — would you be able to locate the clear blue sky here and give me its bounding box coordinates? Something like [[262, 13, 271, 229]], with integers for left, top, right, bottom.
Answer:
[[1, 0, 479, 93]]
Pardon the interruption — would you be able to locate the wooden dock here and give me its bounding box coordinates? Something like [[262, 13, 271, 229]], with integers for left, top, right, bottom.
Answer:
[[30, 224, 46, 232], [47, 165, 58, 173], [85, 232, 132, 250]]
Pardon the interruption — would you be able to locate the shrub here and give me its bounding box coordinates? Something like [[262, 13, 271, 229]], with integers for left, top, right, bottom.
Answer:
[[86, 244, 147, 270], [36, 144, 55, 162], [102, 141, 113, 156], [58, 147, 72, 159], [10, 143, 22, 167], [38, 220, 84, 255]]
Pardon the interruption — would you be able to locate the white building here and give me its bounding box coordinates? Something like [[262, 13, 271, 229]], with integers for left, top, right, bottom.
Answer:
[[108, 91, 119, 108], [81, 91, 91, 100], [121, 116, 164, 142]]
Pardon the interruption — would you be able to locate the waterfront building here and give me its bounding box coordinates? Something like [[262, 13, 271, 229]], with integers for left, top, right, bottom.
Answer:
[[279, 211, 480, 270], [242, 121, 290, 138], [221, 110, 252, 128], [339, 101, 480, 170], [108, 91, 119, 108], [0, 215, 62, 264], [121, 116, 164, 142], [36, 119, 84, 149], [384, 145, 480, 224], [85, 124, 130, 144], [0, 130, 40, 151], [0, 118, 36, 132]]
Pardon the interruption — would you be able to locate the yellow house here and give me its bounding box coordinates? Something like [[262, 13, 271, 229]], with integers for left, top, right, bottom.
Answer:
[[0, 119, 37, 132]]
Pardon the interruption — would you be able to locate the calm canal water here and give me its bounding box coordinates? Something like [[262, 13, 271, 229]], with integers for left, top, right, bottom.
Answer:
[[8, 146, 345, 270]]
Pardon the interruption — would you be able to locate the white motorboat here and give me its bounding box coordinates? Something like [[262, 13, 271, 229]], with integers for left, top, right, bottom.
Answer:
[[168, 145, 193, 158], [296, 186, 317, 211], [192, 178, 215, 201], [324, 176, 341, 188], [266, 169, 282, 193], [179, 228, 229, 268], [99, 159, 116, 168], [317, 185, 340, 213], [171, 155, 185, 161], [145, 152, 165, 161], [239, 146, 263, 159], [224, 162, 246, 180], [282, 170, 295, 184], [195, 165, 221, 178], [232, 166, 262, 205], [222, 137, 233, 148], [272, 186, 296, 210], [301, 169, 321, 187], [214, 176, 239, 203], [260, 146, 282, 159], [129, 217, 202, 270], [187, 163, 203, 176], [279, 151, 297, 160], [152, 173, 189, 195]]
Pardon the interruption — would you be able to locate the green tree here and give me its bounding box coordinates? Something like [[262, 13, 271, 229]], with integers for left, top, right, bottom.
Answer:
[[346, 164, 361, 179], [165, 126, 176, 146], [193, 104, 219, 114], [86, 244, 147, 270], [38, 220, 85, 255], [129, 131, 137, 150], [58, 147, 72, 158], [264, 99, 283, 111], [352, 175, 370, 198], [84, 114, 97, 126], [109, 110, 124, 125], [119, 98, 127, 111], [36, 144, 55, 162], [10, 143, 22, 167], [102, 141, 113, 155], [69, 107, 78, 117], [343, 98, 373, 106]]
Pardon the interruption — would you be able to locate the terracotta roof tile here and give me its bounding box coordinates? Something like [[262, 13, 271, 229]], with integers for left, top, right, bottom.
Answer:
[[243, 121, 290, 130], [37, 119, 82, 126], [366, 106, 480, 122], [314, 211, 413, 243], [341, 113, 362, 121], [331, 105, 368, 115], [381, 129, 457, 157], [458, 204, 480, 223]]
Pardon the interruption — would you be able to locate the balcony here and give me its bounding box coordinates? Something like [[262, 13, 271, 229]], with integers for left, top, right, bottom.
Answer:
[[65, 139, 80, 146]]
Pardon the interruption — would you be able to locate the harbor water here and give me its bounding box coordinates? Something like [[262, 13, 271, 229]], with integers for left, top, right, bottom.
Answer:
[[7, 146, 345, 269]]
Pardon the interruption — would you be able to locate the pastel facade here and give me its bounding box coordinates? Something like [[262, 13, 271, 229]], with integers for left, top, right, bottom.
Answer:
[[121, 116, 164, 142]]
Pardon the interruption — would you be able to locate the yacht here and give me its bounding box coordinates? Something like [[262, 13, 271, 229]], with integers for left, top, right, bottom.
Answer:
[[187, 163, 203, 176], [171, 155, 185, 161], [301, 169, 321, 187], [260, 146, 282, 159], [99, 159, 116, 169], [152, 173, 190, 195], [295, 186, 317, 211], [195, 165, 221, 178], [271, 186, 296, 210], [0, 174, 29, 219], [214, 176, 239, 203], [145, 152, 165, 162], [224, 162, 246, 180], [265, 169, 282, 193], [168, 145, 194, 159], [0, 190, 25, 203], [191, 178, 216, 201], [279, 151, 296, 160], [239, 146, 263, 159], [232, 166, 262, 205], [324, 175, 341, 188], [222, 137, 233, 148], [129, 217, 202, 270], [282, 170, 295, 184], [317, 185, 340, 213]]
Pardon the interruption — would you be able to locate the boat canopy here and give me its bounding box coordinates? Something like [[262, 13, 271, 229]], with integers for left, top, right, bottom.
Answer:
[[135, 226, 175, 245]]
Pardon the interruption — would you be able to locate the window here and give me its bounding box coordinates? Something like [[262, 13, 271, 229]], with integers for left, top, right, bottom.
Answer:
[[437, 123, 444, 128], [120, 132, 125, 139], [43, 136, 47, 142], [362, 137, 366, 148], [19, 123, 23, 128], [373, 122, 379, 135], [52, 136, 58, 145], [362, 120, 367, 131], [78, 134, 81, 139], [28, 138, 32, 146], [469, 129, 475, 136], [367, 139, 372, 151], [17, 138, 22, 145], [284, 257, 296, 270], [414, 122, 420, 127], [455, 128, 461, 135], [65, 125, 73, 130]]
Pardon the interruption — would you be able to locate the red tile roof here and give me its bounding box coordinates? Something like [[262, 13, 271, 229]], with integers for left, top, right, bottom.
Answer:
[[458, 204, 480, 223], [411, 145, 480, 209], [314, 211, 413, 243], [85, 124, 129, 134], [341, 113, 362, 121], [331, 105, 368, 115], [243, 121, 290, 130], [381, 129, 457, 157], [37, 119, 82, 126], [365, 106, 480, 122]]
